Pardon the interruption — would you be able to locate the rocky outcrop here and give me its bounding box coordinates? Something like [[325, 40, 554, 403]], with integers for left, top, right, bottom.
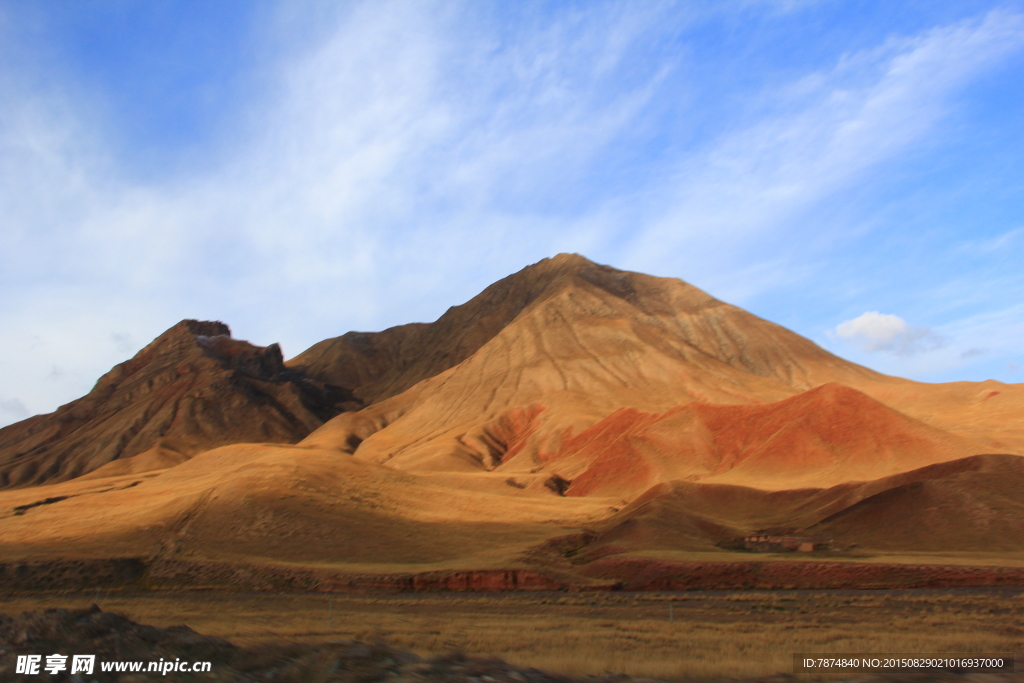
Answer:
[[0, 320, 357, 488]]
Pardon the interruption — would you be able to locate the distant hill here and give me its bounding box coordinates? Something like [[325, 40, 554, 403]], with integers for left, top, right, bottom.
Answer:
[[559, 453, 1024, 558], [0, 320, 355, 488]]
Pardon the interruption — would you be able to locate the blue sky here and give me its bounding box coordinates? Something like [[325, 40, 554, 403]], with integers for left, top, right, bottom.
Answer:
[[1, 0, 1022, 427]]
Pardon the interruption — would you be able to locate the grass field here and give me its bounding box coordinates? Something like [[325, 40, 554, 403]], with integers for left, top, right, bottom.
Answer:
[[3, 588, 1022, 679]]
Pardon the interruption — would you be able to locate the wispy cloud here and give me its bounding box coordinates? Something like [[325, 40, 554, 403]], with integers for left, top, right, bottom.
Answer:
[[938, 303, 1024, 357], [955, 226, 1024, 256], [0, 397, 29, 423], [624, 9, 1024, 290], [739, 0, 833, 15], [1, 2, 1022, 425], [0, 1, 674, 423]]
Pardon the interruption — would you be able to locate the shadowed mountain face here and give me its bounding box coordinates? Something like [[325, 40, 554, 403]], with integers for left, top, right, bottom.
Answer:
[[0, 320, 356, 488], [560, 453, 1024, 558], [1, 254, 1022, 578]]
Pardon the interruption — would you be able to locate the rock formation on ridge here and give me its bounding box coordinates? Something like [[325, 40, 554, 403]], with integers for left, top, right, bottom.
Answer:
[[0, 320, 356, 488]]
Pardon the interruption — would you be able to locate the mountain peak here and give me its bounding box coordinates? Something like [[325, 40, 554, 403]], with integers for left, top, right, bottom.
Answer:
[[290, 254, 863, 407], [179, 319, 231, 338], [0, 320, 354, 488], [543, 251, 591, 265]]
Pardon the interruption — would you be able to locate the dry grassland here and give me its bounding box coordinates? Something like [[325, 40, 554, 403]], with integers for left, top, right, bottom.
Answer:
[[3, 589, 1022, 679]]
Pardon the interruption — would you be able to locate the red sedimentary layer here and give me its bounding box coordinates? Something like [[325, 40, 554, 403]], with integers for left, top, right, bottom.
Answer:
[[4, 558, 1023, 594], [0, 559, 574, 594], [552, 408, 660, 497], [492, 404, 547, 460], [559, 383, 970, 497]]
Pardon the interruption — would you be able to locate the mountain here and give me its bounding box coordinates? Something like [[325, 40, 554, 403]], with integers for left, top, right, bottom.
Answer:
[[1, 254, 1022, 586], [2, 439, 1020, 574], [0, 320, 356, 488], [296, 254, 1006, 487], [807, 453, 1024, 552], [290, 253, 879, 404]]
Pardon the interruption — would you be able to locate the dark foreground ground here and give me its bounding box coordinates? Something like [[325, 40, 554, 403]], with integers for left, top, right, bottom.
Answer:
[[1, 604, 1021, 683], [3, 587, 1023, 677], [5, 604, 607, 683]]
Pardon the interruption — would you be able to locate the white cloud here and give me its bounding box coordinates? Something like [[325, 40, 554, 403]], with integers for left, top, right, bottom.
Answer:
[[624, 9, 1024, 293], [829, 311, 943, 355], [0, 1, 674, 426], [820, 300, 1023, 381], [0, 397, 29, 423], [1, 3, 1022, 425]]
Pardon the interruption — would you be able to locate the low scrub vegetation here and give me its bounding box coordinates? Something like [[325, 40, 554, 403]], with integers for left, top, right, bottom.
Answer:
[[3, 589, 1021, 678]]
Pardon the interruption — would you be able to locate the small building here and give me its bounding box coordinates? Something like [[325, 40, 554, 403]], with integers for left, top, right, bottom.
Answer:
[[743, 534, 826, 552]]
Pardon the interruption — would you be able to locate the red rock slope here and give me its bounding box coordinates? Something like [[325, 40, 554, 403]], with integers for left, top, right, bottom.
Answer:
[[546, 383, 980, 497]]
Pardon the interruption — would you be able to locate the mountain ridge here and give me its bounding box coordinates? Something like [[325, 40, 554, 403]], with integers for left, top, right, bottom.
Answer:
[[0, 320, 356, 488], [289, 253, 883, 405]]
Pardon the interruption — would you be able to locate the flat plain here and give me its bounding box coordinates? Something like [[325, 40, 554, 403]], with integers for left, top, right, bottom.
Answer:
[[3, 588, 1022, 679]]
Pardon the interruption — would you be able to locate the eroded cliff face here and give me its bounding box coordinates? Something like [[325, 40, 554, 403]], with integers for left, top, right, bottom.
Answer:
[[0, 320, 357, 488]]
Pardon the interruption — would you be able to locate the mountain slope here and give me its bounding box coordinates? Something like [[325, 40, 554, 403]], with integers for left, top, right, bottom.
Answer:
[[0, 439, 611, 567], [289, 253, 881, 405], [808, 453, 1024, 552], [5, 255, 1020, 495], [2, 437, 1020, 573], [300, 255, 898, 475], [561, 453, 1024, 559], [0, 320, 355, 488], [538, 383, 979, 497]]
